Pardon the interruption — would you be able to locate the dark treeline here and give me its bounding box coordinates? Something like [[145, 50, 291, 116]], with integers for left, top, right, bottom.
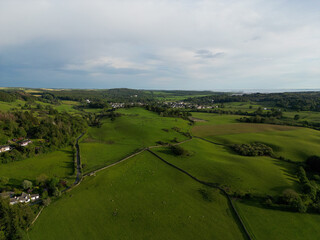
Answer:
[[232, 143, 274, 157], [41, 88, 155, 103], [146, 105, 191, 119], [0, 90, 37, 103], [189, 107, 283, 118], [185, 92, 320, 111]]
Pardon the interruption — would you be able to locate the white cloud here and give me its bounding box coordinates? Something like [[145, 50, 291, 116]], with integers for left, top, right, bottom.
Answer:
[[0, 0, 320, 89]]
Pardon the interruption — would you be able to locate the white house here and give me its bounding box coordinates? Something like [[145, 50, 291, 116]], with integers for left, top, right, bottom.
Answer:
[[0, 145, 11, 153], [19, 140, 32, 147], [9, 193, 40, 205]]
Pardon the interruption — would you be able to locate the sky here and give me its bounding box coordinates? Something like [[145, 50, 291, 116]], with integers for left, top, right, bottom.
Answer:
[[0, 0, 319, 90]]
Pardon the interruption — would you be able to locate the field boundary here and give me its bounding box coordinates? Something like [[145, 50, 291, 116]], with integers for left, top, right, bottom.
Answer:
[[147, 148, 252, 240]]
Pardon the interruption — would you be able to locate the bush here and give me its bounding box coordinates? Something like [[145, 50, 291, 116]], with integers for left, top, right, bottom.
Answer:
[[170, 145, 189, 156], [22, 180, 33, 190], [232, 143, 274, 157], [306, 156, 320, 173]]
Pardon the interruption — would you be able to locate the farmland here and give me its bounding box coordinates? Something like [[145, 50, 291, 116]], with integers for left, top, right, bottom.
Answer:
[[80, 107, 191, 173], [28, 151, 244, 240], [152, 138, 298, 195], [1, 89, 320, 239], [235, 201, 320, 240], [0, 147, 74, 186]]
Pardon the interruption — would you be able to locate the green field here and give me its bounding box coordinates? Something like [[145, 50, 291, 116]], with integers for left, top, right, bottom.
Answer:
[[153, 139, 298, 195], [207, 127, 320, 162], [80, 108, 191, 173], [0, 148, 74, 186], [190, 112, 239, 125], [235, 201, 320, 240], [28, 151, 244, 240], [0, 100, 25, 111]]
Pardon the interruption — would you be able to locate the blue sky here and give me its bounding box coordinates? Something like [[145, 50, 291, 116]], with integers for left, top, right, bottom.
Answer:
[[0, 0, 319, 90]]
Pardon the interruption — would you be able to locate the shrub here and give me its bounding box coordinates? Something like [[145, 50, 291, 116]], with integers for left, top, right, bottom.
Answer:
[[232, 143, 274, 157], [170, 145, 189, 156], [306, 156, 320, 173], [22, 180, 33, 190]]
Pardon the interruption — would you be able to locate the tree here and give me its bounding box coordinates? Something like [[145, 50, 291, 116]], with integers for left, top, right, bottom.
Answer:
[[294, 114, 300, 120], [170, 145, 189, 156], [36, 174, 48, 186], [0, 177, 9, 189], [22, 180, 33, 190], [306, 156, 320, 172]]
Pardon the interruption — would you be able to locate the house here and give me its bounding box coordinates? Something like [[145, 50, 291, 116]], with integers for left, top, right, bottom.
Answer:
[[19, 140, 32, 147], [86, 99, 91, 103], [0, 145, 11, 153], [30, 194, 40, 201], [9, 192, 40, 205]]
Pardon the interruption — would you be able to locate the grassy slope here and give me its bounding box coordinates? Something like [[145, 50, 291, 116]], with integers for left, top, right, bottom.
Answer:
[[80, 108, 191, 173], [190, 112, 320, 162], [210, 128, 320, 162], [0, 148, 74, 186], [235, 201, 320, 240], [153, 139, 298, 195], [28, 151, 244, 240], [0, 100, 25, 111]]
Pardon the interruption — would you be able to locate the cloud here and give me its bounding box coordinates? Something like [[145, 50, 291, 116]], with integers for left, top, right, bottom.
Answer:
[[195, 50, 225, 59], [0, 0, 320, 89]]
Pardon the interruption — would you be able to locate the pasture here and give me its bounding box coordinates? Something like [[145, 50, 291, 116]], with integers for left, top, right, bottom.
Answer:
[[153, 138, 298, 195], [209, 128, 320, 162], [190, 112, 239, 125], [235, 201, 320, 240], [80, 108, 191, 172], [0, 100, 25, 111], [28, 151, 244, 240], [192, 123, 296, 136], [0, 148, 74, 186]]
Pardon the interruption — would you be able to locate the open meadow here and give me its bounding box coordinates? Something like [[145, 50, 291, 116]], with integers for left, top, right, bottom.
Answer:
[[80, 108, 191, 173], [191, 112, 320, 162], [0, 147, 74, 186], [235, 201, 320, 240], [153, 138, 298, 195], [28, 151, 244, 240]]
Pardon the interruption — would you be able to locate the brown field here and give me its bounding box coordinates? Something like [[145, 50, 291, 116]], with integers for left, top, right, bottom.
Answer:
[[192, 123, 297, 137]]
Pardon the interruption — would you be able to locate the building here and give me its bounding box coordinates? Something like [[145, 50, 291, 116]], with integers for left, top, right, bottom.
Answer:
[[19, 140, 32, 147], [9, 193, 40, 205], [0, 145, 11, 153]]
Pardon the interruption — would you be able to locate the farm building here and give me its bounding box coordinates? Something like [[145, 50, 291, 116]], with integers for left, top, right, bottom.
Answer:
[[9, 192, 40, 205], [0, 145, 11, 153], [19, 140, 32, 147]]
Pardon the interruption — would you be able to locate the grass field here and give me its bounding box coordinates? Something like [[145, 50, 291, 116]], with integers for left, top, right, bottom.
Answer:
[[0, 148, 74, 186], [80, 108, 191, 173], [192, 123, 296, 136], [153, 139, 298, 195], [283, 111, 320, 123], [28, 151, 244, 240], [0, 100, 25, 111], [190, 112, 239, 125], [207, 128, 320, 162], [235, 201, 320, 240]]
